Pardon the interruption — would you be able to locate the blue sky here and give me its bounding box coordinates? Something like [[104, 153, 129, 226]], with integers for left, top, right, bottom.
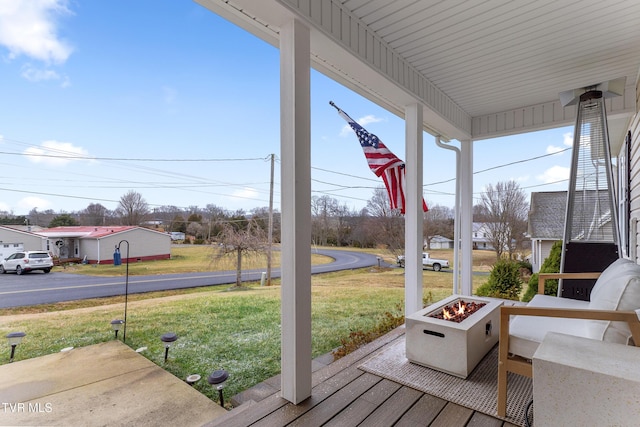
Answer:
[[0, 0, 573, 216]]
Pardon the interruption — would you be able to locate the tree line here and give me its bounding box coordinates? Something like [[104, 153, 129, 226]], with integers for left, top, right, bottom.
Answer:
[[1, 181, 530, 260]]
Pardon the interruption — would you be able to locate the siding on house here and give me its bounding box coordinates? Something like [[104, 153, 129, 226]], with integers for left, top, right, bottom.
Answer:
[[628, 81, 640, 261], [528, 191, 566, 272], [472, 223, 494, 250], [93, 228, 171, 264], [0, 226, 48, 254], [427, 235, 454, 249]]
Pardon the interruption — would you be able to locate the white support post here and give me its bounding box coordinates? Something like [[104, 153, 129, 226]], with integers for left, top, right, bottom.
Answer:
[[279, 18, 312, 404], [460, 140, 474, 295], [404, 103, 424, 315]]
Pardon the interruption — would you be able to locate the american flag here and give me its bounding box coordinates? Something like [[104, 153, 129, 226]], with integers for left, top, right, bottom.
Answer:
[[333, 103, 428, 214]]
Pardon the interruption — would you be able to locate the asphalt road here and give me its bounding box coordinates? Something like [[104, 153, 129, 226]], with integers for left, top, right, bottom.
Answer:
[[0, 249, 387, 309]]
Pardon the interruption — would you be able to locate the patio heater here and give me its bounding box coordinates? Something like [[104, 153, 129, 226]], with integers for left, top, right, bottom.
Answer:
[[558, 78, 625, 300]]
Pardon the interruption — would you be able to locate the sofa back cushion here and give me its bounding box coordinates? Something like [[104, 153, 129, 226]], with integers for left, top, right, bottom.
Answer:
[[587, 258, 640, 344]]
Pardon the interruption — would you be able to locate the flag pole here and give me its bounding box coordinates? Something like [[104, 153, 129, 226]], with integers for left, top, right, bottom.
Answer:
[[329, 101, 354, 122]]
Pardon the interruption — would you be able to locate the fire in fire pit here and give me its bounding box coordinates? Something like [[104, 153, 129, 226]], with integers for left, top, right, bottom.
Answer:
[[428, 299, 486, 323]]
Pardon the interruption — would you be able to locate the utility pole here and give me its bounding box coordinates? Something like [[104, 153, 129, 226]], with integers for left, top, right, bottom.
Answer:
[[267, 153, 275, 285]]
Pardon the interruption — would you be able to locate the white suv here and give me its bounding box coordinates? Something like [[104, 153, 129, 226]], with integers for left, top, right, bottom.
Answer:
[[0, 251, 54, 275]]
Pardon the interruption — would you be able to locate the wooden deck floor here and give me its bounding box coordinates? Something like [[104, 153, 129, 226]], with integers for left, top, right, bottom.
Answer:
[[204, 326, 519, 427]]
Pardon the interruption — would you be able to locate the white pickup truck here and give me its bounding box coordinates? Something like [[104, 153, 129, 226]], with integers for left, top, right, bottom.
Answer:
[[397, 252, 450, 272]]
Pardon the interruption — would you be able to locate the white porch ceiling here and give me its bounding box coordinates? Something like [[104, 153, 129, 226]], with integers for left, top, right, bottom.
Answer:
[[197, 0, 640, 144]]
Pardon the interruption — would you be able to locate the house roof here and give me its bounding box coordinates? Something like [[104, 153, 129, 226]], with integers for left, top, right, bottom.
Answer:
[[528, 191, 567, 240], [0, 225, 47, 238], [36, 226, 137, 239], [198, 0, 640, 147]]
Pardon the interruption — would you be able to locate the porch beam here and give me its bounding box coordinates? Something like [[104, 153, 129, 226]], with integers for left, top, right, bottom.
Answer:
[[279, 17, 312, 404], [404, 103, 424, 316]]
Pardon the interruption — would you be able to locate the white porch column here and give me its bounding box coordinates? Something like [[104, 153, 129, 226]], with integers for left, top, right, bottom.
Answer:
[[404, 103, 424, 315], [460, 139, 474, 295], [279, 18, 312, 404]]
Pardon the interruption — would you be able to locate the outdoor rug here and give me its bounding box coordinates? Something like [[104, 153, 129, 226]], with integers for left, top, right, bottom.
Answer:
[[358, 336, 532, 426]]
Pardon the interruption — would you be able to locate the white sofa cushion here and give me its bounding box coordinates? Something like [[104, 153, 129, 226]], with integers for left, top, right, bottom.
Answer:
[[587, 258, 640, 344], [509, 294, 590, 359]]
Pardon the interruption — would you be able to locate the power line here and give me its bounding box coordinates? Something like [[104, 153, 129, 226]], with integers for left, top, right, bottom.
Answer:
[[0, 151, 267, 162], [474, 147, 571, 174], [1, 134, 570, 209]]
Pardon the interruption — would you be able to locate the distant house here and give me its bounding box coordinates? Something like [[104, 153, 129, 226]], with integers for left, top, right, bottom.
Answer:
[[35, 226, 171, 264], [141, 219, 164, 228], [472, 223, 494, 250], [528, 191, 566, 272], [170, 232, 186, 241], [426, 235, 454, 249]]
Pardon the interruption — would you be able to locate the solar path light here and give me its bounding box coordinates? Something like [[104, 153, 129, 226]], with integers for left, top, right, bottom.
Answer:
[[207, 369, 229, 408], [110, 319, 124, 339], [6, 332, 26, 362], [160, 332, 177, 362]]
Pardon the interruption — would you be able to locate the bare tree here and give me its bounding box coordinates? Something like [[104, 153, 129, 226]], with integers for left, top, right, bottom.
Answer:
[[153, 205, 184, 231], [116, 190, 149, 226], [311, 195, 338, 246], [79, 203, 109, 226], [366, 186, 404, 252], [333, 203, 354, 246], [480, 181, 529, 259], [187, 222, 205, 239], [31, 209, 56, 228], [216, 219, 267, 287], [423, 204, 454, 249], [204, 204, 228, 241]]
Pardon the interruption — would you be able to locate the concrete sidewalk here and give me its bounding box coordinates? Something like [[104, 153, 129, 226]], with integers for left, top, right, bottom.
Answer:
[[0, 340, 227, 426]]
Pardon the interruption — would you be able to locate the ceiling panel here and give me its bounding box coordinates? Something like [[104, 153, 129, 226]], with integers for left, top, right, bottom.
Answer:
[[353, 0, 640, 118], [200, 0, 640, 140]]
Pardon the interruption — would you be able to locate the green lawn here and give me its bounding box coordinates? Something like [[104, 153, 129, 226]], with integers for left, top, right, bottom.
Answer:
[[59, 245, 333, 276], [0, 247, 497, 406]]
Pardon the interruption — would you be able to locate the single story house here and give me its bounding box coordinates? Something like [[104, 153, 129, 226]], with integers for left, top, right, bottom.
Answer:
[[426, 235, 453, 250], [0, 226, 48, 260], [35, 226, 171, 264]]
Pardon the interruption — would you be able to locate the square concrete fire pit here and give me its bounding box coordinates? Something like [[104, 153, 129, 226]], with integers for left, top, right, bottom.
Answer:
[[405, 295, 502, 378]]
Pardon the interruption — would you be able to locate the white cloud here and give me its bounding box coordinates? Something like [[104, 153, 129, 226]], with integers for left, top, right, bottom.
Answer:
[[545, 131, 574, 155], [358, 114, 382, 126], [24, 140, 91, 166], [0, 0, 73, 64], [0, 201, 10, 212], [232, 187, 259, 201], [339, 114, 384, 137], [21, 63, 59, 81], [545, 145, 564, 154], [537, 165, 570, 184], [563, 131, 573, 147], [18, 196, 51, 211], [20, 64, 72, 88]]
